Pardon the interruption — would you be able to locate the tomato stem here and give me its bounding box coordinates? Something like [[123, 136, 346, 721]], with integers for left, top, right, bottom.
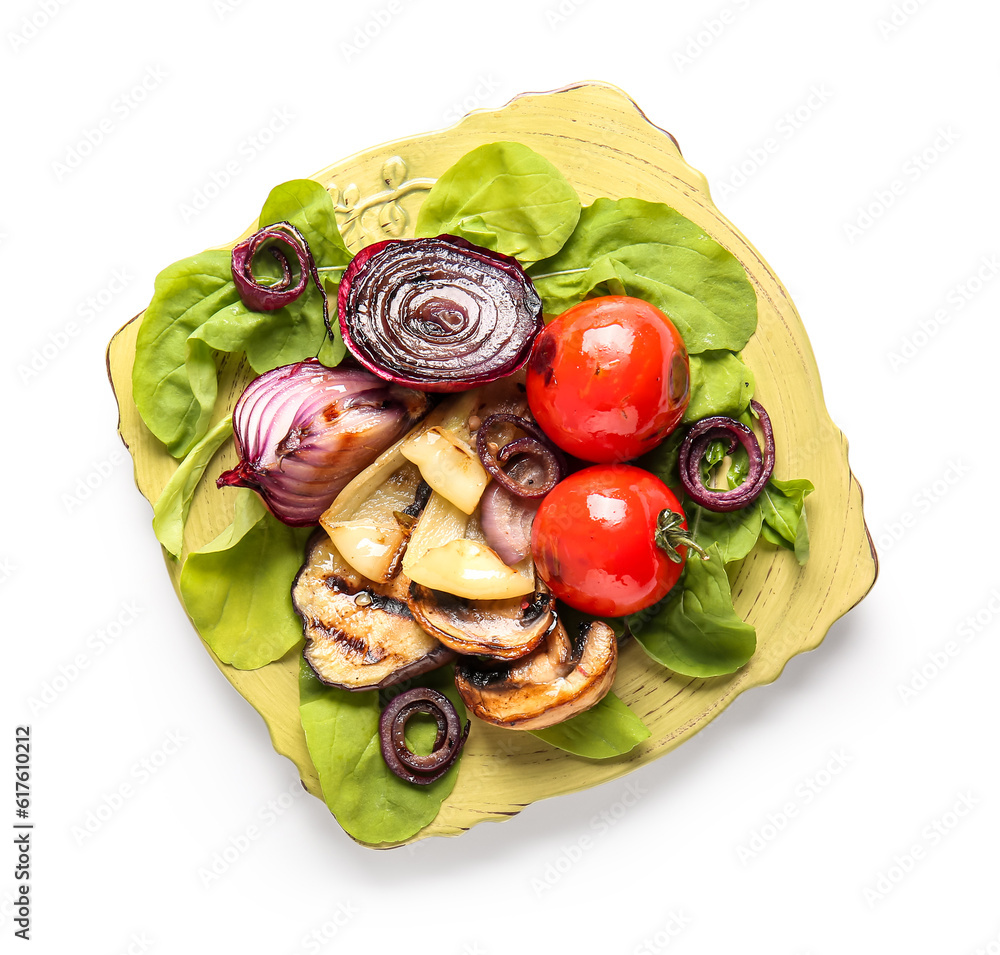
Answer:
[[654, 509, 709, 564]]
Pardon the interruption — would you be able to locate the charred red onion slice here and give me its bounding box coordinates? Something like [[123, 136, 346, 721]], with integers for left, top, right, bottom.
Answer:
[[678, 400, 775, 512], [476, 413, 566, 499], [480, 456, 545, 564], [231, 221, 333, 339], [217, 359, 429, 526], [338, 235, 543, 392], [379, 687, 470, 785]]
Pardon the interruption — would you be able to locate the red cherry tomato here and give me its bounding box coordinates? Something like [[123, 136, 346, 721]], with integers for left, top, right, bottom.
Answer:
[[525, 296, 690, 464], [531, 465, 691, 617]]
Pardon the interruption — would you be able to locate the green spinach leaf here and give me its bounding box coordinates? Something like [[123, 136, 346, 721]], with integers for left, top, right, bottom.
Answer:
[[415, 142, 582, 264], [133, 181, 349, 456], [530, 198, 757, 353], [179, 492, 311, 669], [152, 415, 233, 559], [759, 477, 814, 565], [259, 179, 351, 269], [628, 543, 756, 677], [529, 691, 650, 758], [132, 251, 241, 457], [690, 501, 764, 564], [192, 183, 348, 374], [299, 661, 465, 844], [637, 431, 685, 497], [685, 351, 755, 422], [190, 282, 335, 375]]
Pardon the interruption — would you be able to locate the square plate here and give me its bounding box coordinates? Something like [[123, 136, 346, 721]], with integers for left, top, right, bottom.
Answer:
[[107, 82, 877, 847]]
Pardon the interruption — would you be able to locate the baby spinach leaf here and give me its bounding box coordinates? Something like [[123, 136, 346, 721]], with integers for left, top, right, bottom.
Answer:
[[761, 524, 785, 547], [179, 492, 311, 669], [690, 501, 764, 564], [726, 449, 750, 488], [637, 431, 685, 496], [759, 477, 814, 565], [794, 508, 810, 565], [685, 351, 755, 422], [132, 252, 241, 457], [152, 415, 233, 559], [133, 181, 349, 456], [529, 692, 651, 758], [259, 179, 351, 269], [316, 304, 347, 367], [193, 183, 349, 373], [628, 543, 756, 677], [299, 662, 465, 844], [701, 440, 727, 473], [246, 277, 345, 372], [190, 281, 336, 375], [530, 198, 757, 353], [415, 141, 582, 264]]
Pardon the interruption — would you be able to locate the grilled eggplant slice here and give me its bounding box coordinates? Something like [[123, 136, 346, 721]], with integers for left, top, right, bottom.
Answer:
[[454, 617, 617, 730], [293, 534, 453, 691]]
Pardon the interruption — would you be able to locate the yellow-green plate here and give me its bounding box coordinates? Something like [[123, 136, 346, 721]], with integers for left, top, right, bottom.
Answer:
[[107, 82, 877, 847]]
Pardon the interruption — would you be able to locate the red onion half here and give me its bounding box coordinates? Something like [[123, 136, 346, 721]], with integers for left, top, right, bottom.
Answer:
[[338, 235, 543, 392], [217, 360, 430, 526]]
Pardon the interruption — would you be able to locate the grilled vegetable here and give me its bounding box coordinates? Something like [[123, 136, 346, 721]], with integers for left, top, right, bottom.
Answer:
[[454, 617, 617, 730], [407, 580, 556, 660], [338, 235, 543, 392], [400, 426, 489, 515], [218, 360, 430, 526], [292, 533, 453, 691]]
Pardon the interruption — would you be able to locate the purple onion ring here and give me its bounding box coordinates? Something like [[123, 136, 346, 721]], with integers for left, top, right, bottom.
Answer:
[[678, 400, 775, 512], [231, 221, 332, 339], [476, 413, 566, 499], [379, 687, 470, 785]]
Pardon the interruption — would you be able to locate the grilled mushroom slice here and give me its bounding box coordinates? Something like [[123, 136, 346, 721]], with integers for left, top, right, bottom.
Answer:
[[407, 581, 556, 660], [293, 534, 454, 691], [454, 617, 617, 730]]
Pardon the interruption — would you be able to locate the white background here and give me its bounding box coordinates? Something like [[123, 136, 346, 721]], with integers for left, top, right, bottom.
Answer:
[[3, 0, 998, 952]]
